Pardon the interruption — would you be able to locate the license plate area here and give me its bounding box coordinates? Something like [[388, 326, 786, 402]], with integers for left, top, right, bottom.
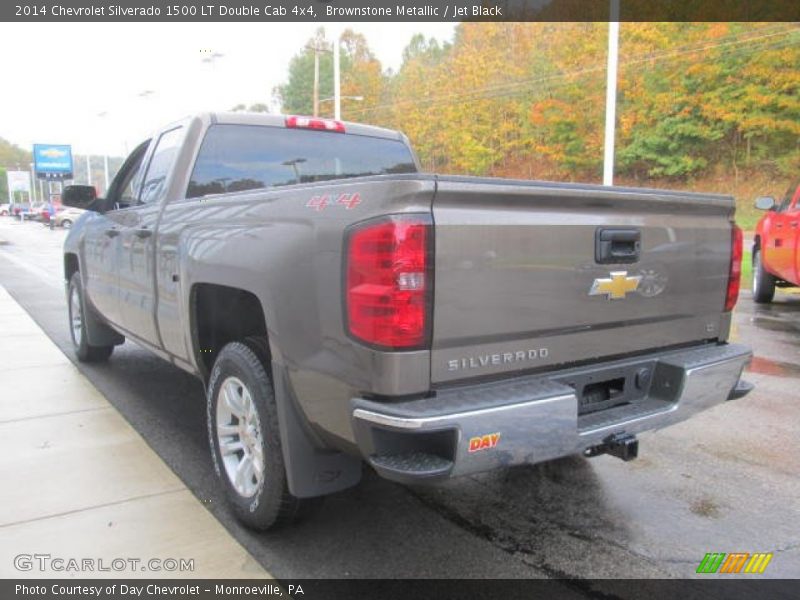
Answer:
[[581, 377, 626, 413], [553, 360, 657, 416]]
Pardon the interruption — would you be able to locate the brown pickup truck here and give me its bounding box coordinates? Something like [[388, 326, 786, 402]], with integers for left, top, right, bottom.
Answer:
[[63, 112, 752, 529]]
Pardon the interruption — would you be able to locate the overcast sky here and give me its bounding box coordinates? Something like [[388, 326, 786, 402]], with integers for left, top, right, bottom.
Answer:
[[0, 22, 456, 158]]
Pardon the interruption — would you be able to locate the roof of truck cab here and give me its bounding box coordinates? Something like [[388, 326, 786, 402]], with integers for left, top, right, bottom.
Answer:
[[206, 112, 406, 141]]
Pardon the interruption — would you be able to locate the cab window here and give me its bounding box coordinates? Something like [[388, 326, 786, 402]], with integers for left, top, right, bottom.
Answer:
[[138, 127, 184, 206], [106, 140, 150, 211]]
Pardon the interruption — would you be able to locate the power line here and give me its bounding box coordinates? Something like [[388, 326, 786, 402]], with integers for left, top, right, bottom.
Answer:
[[352, 26, 799, 115], [347, 25, 800, 117]]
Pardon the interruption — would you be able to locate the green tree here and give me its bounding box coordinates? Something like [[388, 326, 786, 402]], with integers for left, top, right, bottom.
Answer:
[[0, 138, 33, 202], [0, 137, 32, 170], [0, 167, 7, 203], [274, 28, 341, 116]]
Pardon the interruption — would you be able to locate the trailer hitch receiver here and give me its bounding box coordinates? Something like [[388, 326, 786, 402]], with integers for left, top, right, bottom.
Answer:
[[584, 432, 639, 462]]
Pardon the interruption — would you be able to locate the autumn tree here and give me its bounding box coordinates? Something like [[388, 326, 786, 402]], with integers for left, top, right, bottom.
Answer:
[[274, 22, 800, 183]]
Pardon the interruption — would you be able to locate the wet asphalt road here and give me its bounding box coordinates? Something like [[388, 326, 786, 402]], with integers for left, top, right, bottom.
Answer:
[[0, 217, 798, 583]]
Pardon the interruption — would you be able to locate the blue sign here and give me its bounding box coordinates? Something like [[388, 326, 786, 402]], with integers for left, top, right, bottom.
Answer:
[[33, 144, 73, 180]]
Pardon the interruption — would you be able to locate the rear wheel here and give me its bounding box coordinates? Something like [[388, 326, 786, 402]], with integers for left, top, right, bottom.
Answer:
[[752, 248, 776, 304], [68, 272, 114, 362], [61, 219, 72, 229], [207, 339, 314, 530]]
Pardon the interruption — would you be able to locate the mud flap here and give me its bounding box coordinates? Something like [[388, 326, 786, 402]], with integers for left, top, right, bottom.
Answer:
[[272, 363, 362, 498]]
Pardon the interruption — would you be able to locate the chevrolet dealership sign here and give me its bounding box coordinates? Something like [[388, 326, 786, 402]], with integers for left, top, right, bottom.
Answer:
[[33, 144, 73, 180]]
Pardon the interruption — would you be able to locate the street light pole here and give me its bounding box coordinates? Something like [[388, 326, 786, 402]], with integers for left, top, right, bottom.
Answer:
[[603, 0, 621, 186], [29, 163, 36, 203]]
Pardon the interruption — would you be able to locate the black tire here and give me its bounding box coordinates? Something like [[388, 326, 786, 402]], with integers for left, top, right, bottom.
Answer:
[[752, 247, 776, 304], [207, 339, 312, 530], [67, 272, 114, 362], [61, 219, 72, 229]]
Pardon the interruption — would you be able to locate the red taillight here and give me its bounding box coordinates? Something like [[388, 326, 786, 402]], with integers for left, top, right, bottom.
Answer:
[[345, 215, 432, 349], [285, 115, 345, 133], [725, 224, 743, 312]]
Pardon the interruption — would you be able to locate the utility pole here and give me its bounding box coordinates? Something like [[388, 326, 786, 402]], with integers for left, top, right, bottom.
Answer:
[[306, 41, 330, 117], [86, 154, 92, 187], [603, 0, 621, 186], [305, 33, 342, 119]]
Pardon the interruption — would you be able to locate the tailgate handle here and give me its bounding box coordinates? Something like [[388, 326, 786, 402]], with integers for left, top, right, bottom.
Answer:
[[595, 228, 641, 264]]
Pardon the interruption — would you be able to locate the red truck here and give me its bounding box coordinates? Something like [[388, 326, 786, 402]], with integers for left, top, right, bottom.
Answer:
[[752, 181, 800, 303]]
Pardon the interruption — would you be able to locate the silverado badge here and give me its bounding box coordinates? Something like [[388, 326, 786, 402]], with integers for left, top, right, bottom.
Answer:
[[589, 271, 641, 300]]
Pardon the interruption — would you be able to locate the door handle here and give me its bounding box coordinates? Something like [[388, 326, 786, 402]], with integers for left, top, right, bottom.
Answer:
[[595, 228, 642, 264], [790, 222, 798, 229], [134, 227, 152, 239], [104, 228, 120, 238]]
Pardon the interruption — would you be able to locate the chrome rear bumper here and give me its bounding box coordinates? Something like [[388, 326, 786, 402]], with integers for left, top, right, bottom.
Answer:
[[352, 343, 752, 483]]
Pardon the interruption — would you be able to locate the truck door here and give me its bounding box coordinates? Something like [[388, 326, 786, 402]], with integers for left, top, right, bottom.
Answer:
[[82, 142, 149, 327], [767, 183, 800, 283], [117, 126, 185, 347], [788, 185, 800, 283]]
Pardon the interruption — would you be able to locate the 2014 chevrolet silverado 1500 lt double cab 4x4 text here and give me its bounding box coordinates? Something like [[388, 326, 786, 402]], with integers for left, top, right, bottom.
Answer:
[[62, 113, 753, 530]]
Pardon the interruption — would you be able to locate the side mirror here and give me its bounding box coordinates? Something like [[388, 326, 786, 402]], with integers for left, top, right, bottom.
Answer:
[[62, 185, 98, 210], [755, 196, 776, 211]]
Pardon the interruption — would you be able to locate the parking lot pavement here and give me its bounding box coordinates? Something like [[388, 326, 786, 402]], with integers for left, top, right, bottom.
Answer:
[[0, 216, 798, 581], [0, 280, 268, 579]]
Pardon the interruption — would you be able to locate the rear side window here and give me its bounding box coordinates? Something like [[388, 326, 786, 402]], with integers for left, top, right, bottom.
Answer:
[[186, 124, 417, 199]]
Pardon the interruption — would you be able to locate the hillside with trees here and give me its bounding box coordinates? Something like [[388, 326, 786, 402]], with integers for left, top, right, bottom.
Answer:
[[276, 23, 800, 229]]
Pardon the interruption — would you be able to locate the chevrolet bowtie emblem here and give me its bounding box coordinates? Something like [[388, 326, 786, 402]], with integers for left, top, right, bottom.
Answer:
[[589, 271, 641, 300]]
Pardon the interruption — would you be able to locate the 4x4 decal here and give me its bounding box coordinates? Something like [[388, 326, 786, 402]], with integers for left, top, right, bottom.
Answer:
[[306, 192, 362, 211]]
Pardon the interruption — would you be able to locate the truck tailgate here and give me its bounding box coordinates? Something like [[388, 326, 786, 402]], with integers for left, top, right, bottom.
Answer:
[[431, 176, 735, 384]]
